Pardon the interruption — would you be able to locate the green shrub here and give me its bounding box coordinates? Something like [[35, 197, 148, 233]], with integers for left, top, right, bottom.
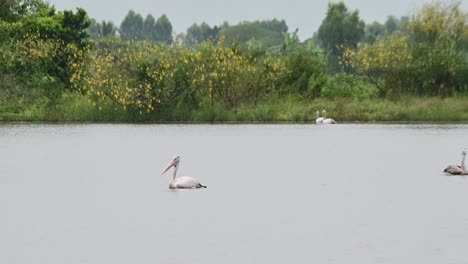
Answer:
[[320, 73, 377, 100], [280, 47, 327, 97], [344, 1, 468, 97]]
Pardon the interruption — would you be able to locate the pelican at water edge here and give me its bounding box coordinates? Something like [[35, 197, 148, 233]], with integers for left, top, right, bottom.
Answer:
[[322, 110, 337, 124], [161, 156, 207, 189], [444, 149, 468, 175], [316, 110, 324, 124]]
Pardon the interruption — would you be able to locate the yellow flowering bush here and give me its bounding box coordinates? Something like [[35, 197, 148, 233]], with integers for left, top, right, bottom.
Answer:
[[343, 1, 468, 97], [71, 38, 288, 112], [1, 31, 88, 109]]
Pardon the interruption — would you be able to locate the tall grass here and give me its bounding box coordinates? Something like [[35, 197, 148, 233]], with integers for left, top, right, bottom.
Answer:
[[2, 92, 467, 123]]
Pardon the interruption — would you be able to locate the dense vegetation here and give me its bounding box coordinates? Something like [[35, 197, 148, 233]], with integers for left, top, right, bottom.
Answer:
[[1, 0, 467, 122]]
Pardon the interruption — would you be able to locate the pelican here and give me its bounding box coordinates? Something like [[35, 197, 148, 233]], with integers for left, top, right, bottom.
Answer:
[[322, 110, 337, 124], [315, 110, 324, 124], [444, 149, 468, 175], [161, 156, 207, 189]]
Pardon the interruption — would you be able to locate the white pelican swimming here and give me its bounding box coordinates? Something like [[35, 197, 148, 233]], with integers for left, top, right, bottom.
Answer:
[[161, 156, 207, 189], [315, 110, 324, 124], [444, 149, 468, 175], [322, 110, 337, 124]]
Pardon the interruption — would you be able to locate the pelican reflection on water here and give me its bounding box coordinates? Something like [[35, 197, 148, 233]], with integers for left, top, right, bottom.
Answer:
[[161, 156, 207, 189]]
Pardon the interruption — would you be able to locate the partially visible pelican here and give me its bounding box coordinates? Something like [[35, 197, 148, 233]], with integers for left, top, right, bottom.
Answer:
[[322, 110, 337, 124], [161, 156, 207, 189], [444, 149, 468, 175], [315, 110, 324, 124]]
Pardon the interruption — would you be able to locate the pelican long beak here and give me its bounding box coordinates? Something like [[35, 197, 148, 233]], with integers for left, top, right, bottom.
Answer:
[[161, 159, 176, 175]]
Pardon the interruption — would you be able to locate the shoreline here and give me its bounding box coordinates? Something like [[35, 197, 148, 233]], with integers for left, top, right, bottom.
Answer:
[[2, 120, 468, 125], [2, 95, 468, 124]]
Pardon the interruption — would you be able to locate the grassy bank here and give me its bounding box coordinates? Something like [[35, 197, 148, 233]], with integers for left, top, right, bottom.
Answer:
[[1, 93, 468, 123]]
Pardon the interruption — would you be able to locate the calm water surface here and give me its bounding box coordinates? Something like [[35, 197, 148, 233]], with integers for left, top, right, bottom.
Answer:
[[1, 124, 468, 264]]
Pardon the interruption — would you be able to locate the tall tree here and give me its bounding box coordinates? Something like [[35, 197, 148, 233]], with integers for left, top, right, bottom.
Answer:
[[259, 19, 288, 34], [100, 21, 116, 37], [89, 19, 117, 39], [0, 0, 91, 103], [185, 22, 219, 45], [220, 19, 288, 48], [385, 15, 409, 34], [317, 2, 365, 71], [282, 28, 300, 52], [345, 1, 468, 96], [60, 8, 91, 46], [364, 21, 385, 43], [88, 18, 100, 38], [364, 16, 409, 44], [384, 15, 399, 34], [0, 0, 48, 22], [154, 14, 173, 44], [143, 14, 156, 40], [119, 10, 143, 40], [0, 0, 17, 21]]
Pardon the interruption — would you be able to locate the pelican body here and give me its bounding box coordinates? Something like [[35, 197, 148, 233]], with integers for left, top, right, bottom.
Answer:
[[444, 150, 468, 175], [322, 110, 337, 124], [161, 156, 206, 189]]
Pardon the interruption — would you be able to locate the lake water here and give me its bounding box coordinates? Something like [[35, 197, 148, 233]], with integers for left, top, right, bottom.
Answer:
[[1, 123, 468, 264]]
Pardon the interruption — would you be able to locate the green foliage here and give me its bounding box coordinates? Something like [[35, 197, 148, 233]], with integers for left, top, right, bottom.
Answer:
[[184, 22, 219, 45], [5, 93, 468, 122], [1, 32, 88, 103], [408, 1, 467, 96], [0, 0, 90, 116], [280, 29, 300, 53], [142, 14, 156, 40], [345, 1, 468, 97], [320, 73, 377, 100], [119, 10, 143, 40], [61, 8, 90, 45], [220, 19, 288, 48], [280, 44, 327, 98], [154, 14, 173, 44], [89, 19, 116, 39], [69, 38, 288, 112], [0, 0, 49, 22], [137, 14, 170, 42], [317, 2, 365, 72], [364, 21, 385, 44], [2, 1, 468, 122], [1, 1, 90, 47], [364, 17, 408, 44], [119, 11, 173, 44], [0, 0, 16, 22], [384, 15, 409, 34]]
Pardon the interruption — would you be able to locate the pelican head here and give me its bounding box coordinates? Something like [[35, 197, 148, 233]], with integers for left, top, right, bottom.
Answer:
[[322, 109, 326, 118], [316, 110, 320, 118], [161, 155, 180, 175]]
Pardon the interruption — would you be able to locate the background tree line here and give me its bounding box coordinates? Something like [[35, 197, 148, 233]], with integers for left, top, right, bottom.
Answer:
[[88, 11, 173, 44], [88, 10, 289, 50], [62, 0, 468, 111], [1, 0, 467, 121]]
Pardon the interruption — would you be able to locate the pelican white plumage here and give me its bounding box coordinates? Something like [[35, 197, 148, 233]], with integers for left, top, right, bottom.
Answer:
[[444, 149, 468, 175], [315, 110, 324, 124], [322, 110, 337, 124], [161, 156, 207, 189]]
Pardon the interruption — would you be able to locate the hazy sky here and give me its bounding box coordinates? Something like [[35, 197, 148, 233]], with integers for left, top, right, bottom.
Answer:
[[49, 0, 468, 40]]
